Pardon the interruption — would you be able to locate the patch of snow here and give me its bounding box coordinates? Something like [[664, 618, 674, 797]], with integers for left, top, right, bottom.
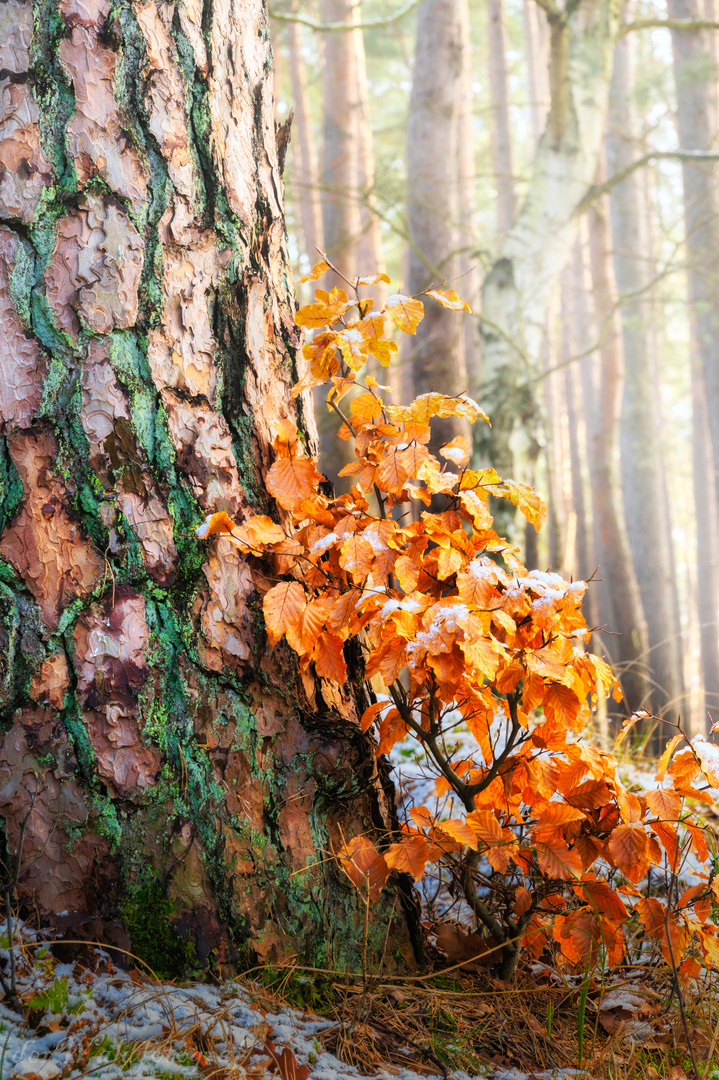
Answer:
[[310, 532, 338, 555]]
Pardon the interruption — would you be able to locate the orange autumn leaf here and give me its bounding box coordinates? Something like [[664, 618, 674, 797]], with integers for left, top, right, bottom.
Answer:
[[295, 287, 352, 328], [299, 259, 330, 283], [535, 840, 583, 881], [384, 835, 431, 880], [338, 836, 389, 902], [646, 788, 681, 821], [267, 456, 324, 510], [606, 823, 651, 884], [311, 633, 347, 682], [436, 818, 478, 850], [196, 510, 236, 539], [263, 582, 306, 647], [231, 514, 286, 550]]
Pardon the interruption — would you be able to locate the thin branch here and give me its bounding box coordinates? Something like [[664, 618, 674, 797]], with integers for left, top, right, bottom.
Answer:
[[269, 0, 421, 32], [575, 150, 719, 215], [620, 17, 719, 36], [531, 0, 562, 21]]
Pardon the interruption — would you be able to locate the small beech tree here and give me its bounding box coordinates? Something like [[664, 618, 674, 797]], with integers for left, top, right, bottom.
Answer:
[[198, 258, 719, 983]]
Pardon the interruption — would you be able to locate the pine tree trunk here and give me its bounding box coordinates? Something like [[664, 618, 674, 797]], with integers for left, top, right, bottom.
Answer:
[[457, 0, 480, 363], [352, 4, 386, 307], [488, 0, 516, 240], [607, 28, 685, 727], [286, 3, 324, 264], [585, 190, 651, 715], [0, 0, 418, 975], [405, 0, 468, 443]]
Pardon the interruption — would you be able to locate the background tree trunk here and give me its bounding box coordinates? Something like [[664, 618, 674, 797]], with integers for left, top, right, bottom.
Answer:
[[477, 0, 619, 523], [668, 0, 719, 731], [287, 3, 324, 265], [488, 0, 517, 240], [607, 28, 685, 727], [0, 0, 418, 976], [352, 2, 386, 306], [404, 0, 468, 442], [585, 191, 652, 715]]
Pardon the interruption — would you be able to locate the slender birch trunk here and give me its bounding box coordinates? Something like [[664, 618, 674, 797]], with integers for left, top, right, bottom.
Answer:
[[477, 0, 620, 507], [0, 0, 417, 974]]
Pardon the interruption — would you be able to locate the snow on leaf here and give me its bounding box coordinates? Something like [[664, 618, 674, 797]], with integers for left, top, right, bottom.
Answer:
[[691, 735, 719, 786], [426, 287, 472, 312], [385, 293, 424, 334], [196, 510, 235, 539]]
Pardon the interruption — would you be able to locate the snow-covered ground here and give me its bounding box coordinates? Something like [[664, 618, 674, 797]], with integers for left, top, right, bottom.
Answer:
[[0, 923, 584, 1080]]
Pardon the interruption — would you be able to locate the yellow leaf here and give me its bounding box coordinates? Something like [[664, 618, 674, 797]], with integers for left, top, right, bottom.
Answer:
[[350, 392, 383, 425], [355, 272, 390, 286], [426, 287, 472, 312], [385, 293, 425, 334], [295, 287, 352, 329], [656, 733, 683, 781], [361, 314, 398, 367], [299, 259, 330, 283]]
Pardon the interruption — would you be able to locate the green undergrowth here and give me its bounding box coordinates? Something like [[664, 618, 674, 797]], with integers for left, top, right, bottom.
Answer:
[[120, 881, 198, 980]]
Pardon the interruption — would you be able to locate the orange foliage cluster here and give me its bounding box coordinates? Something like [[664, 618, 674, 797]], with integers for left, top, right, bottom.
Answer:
[[198, 261, 719, 979]]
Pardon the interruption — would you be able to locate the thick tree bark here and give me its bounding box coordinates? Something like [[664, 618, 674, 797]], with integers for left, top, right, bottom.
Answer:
[[607, 29, 685, 726], [584, 190, 652, 715], [477, 0, 620, 508], [0, 0, 418, 975], [668, 0, 719, 731], [405, 0, 468, 441]]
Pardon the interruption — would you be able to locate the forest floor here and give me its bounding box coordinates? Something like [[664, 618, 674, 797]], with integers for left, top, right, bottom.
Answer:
[[2, 735, 719, 1080], [1, 917, 718, 1080]]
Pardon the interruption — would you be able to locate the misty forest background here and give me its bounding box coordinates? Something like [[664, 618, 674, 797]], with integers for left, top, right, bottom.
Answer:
[[269, 0, 719, 745]]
